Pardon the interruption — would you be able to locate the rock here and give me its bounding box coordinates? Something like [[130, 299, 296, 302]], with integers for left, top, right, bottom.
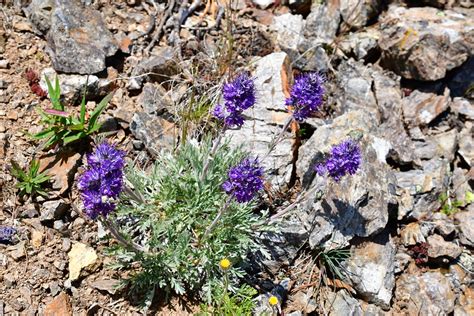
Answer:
[[90, 279, 120, 295], [345, 231, 395, 309], [137, 83, 171, 115], [449, 57, 474, 98], [296, 110, 395, 249], [427, 234, 462, 259], [413, 129, 458, 161], [379, 6, 474, 81], [456, 287, 474, 316], [455, 209, 474, 247], [68, 242, 98, 281], [39, 150, 81, 195], [9, 241, 26, 261], [451, 97, 474, 120], [40, 201, 69, 223], [39, 68, 107, 104], [24, 0, 54, 34], [295, 2, 338, 71], [302, 2, 340, 45], [458, 124, 474, 166], [402, 89, 450, 128], [31, 229, 44, 248], [334, 59, 378, 120], [339, 28, 380, 61], [0, 60, 9, 69], [129, 47, 178, 90], [400, 222, 425, 246], [43, 292, 72, 316], [324, 290, 362, 315], [30, 0, 119, 74], [394, 251, 411, 274], [431, 212, 456, 237], [252, 0, 276, 9], [130, 112, 176, 155], [340, 0, 382, 29], [271, 13, 305, 61], [394, 270, 455, 315], [224, 52, 294, 188]]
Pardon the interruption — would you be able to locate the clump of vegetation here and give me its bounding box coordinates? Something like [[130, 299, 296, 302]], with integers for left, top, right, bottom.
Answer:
[[11, 159, 50, 197], [32, 76, 112, 148], [439, 190, 474, 216]]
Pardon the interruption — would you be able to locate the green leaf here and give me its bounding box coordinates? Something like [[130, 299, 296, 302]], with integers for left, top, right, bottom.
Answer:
[[63, 132, 86, 145], [32, 128, 55, 140], [11, 160, 26, 180], [465, 191, 474, 204], [87, 92, 113, 133], [80, 76, 89, 124], [30, 159, 40, 176]]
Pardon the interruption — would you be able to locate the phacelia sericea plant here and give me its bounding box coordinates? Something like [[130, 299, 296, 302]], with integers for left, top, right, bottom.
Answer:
[[286, 72, 325, 122], [0, 226, 17, 244], [212, 73, 256, 128], [77, 141, 125, 219], [315, 139, 362, 181], [75, 70, 362, 308]]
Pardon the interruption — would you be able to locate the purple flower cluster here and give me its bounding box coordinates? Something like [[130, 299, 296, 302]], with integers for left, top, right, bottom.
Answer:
[[78, 142, 125, 219], [315, 140, 361, 181], [213, 73, 256, 127], [223, 158, 264, 203], [0, 226, 16, 244], [286, 72, 325, 122]]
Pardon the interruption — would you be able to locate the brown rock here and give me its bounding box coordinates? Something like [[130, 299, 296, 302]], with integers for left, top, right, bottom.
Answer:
[[427, 234, 462, 259], [400, 222, 425, 246], [402, 89, 450, 128], [379, 6, 474, 81], [43, 292, 72, 316], [39, 150, 81, 194]]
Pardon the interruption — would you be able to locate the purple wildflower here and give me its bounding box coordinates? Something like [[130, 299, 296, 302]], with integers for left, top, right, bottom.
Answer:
[[213, 73, 256, 128], [0, 226, 16, 244], [285, 72, 325, 122], [315, 140, 361, 181], [78, 142, 125, 219], [223, 158, 264, 203]]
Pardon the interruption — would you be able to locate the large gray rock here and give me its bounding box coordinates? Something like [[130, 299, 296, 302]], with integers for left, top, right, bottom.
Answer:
[[395, 270, 456, 315], [340, 0, 382, 29], [379, 6, 474, 81], [130, 112, 176, 155], [455, 209, 474, 247], [297, 110, 396, 249], [26, 0, 118, 74], [225, 52, 294, 188], [458, 122, 474, 166], [345, 231, 396, 309], [271, 13, 305, 61], [324, 290, 362, 315], [451, 97, 474, 120], [339, 28, 381, 61]]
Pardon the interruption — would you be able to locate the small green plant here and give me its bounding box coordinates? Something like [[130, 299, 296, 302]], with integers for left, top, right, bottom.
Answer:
[[439, 191, 474, 216], [10, 159, 50, 197], [32, 76, 113, 148], [318, 248, 351, 281], [198, 283, 257, 316], [108, 139, 268, 305]]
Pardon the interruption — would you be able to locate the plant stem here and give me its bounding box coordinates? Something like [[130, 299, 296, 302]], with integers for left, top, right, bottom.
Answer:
[[264, 117, 293, 159], [102, 217, 146, 254], [200, 196, 232, 243], [200, 130, 225, 182], [264, 177, 326, 225]]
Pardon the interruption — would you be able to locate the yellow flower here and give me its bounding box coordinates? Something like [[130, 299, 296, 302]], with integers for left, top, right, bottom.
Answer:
[[268, 295, 278, 306], [219, 258, 231, 270]]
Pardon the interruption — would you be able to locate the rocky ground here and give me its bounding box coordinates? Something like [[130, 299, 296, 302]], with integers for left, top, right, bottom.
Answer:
[[0, 0, 473, 315]]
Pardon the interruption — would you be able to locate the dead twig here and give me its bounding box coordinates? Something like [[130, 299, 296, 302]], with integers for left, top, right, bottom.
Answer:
[[144, 0, 176, 55]]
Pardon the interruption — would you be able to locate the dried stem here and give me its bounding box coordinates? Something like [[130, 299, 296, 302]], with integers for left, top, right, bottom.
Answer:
[[200, 196, 232, 243], [264, 117, 293, 159], [200, 129, 225, 182], [102, 217, 146, 254]]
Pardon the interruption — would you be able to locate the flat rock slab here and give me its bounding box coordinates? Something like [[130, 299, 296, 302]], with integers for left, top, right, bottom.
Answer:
[[68, 242, 98, 281], [379, 5, 474, 81]]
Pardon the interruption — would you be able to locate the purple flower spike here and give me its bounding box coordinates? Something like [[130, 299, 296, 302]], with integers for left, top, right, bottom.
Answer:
[[78, 142, 125, 219], [0, 226, 17, 244], [223, 158, 264, 203], [212, 73, 256, 128], [315, 140, 361, 181], [286, 72, 325, 122]]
